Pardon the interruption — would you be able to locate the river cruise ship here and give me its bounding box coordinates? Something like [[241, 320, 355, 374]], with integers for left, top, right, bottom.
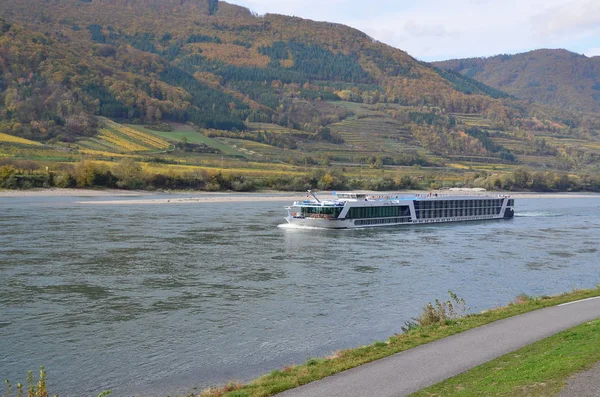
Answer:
[[285, 190, 515, 229]]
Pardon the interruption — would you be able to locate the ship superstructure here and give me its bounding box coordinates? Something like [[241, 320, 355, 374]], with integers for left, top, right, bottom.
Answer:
[[285, 190, 514, 229]]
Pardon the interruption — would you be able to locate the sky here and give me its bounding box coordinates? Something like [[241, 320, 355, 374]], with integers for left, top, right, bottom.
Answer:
[[230, 0, 600, 61]]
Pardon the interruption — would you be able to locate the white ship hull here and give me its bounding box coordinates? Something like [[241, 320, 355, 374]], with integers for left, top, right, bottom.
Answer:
[[286, 213, 505, 229], [285, 191, 514, 229]]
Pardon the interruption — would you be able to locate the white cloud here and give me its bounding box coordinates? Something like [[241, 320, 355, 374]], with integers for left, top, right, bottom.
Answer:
[[346, 0, 533, 60], [233, 0, 351, 20], [585, 48, 600, 57], [403, 20, 457, 38], [531, 0, 600, 37], [229, 0, 600, 61]]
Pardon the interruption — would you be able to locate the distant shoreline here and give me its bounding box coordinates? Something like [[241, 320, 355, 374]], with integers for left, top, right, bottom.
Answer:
[[1, 188, 599, 204], [0, 188, 145, 197]]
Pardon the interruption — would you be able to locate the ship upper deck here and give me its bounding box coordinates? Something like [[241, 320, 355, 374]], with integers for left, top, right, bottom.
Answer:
[[289, 191, 512, 208]]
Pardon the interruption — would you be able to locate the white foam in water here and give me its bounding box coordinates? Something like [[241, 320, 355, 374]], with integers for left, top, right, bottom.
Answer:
[[277, 223, 328, 230], [516, 212, 556, 217]]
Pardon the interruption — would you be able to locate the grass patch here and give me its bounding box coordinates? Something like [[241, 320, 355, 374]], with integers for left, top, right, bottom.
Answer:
[[198, 287, 600, 397], [411, 318, 600, 397], [144, 128, 244, 157]]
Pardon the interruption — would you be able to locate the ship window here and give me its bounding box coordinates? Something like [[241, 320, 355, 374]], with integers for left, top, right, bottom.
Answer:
[[347, 205, 409, 219], [302, 206, 339, 217]]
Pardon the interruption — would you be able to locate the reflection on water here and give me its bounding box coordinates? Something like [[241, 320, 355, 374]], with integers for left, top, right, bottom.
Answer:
[[1, 195, 600, 396]]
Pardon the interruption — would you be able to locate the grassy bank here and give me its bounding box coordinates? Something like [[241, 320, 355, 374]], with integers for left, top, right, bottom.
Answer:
[[5, 288, 599, 397], [198, 287, 600, 397], [411, 318, 600, 396]]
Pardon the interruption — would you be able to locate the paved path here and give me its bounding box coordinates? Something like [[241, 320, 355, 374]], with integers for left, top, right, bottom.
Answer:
[[277, 297, 600, 397], [560, 361, 600, 397]]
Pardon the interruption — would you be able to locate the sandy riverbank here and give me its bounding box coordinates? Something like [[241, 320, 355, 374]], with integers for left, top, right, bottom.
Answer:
[[0, 188, 145, 197], [75, 195, 306, 205], [1, 188, 599, 204]]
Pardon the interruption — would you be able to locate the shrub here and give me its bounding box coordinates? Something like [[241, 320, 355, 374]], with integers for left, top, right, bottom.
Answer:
[[402, 291, 468, 331], [2, 368, 110, 397], [54, 172, 75, 188]]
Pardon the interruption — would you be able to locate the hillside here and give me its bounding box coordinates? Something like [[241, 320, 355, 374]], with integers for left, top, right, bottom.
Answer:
[[1, 0, 600, 192], [0, 0, 543, 136], [434, 49, 600, 114]]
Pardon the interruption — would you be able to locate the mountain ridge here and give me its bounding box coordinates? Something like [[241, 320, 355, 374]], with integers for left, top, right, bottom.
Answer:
[[433, 48, 600, 114]]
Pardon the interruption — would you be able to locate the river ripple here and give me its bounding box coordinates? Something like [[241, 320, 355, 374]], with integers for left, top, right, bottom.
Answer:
[[1, 194, 599, 396]]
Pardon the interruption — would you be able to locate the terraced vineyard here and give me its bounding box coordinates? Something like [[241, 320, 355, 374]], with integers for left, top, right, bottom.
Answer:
[[489, 131, 600, 169], [330, 101, 416, 118], [0, 132, 42, 146], [97, 128, 149, 152], [246, 122, 298, 134], [450, 113, 492, 127], [77, 118, 172, 153], [516, 155, 562, 168], [538, 135, 600, 155], [328, 117, 424, 154], [2, 107, 598, 192]]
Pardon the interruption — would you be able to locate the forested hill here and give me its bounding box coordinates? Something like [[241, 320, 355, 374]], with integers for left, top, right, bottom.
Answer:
[[434, 49, 600, 114], [0, 0, 524, 142]]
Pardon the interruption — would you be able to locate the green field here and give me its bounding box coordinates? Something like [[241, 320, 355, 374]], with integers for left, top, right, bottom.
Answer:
[[130, 125, 246, 157], [412, 319, 600, 397]]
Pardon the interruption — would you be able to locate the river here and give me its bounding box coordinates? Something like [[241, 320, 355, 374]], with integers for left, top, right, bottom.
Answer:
[[1, 193, 599, 396]]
